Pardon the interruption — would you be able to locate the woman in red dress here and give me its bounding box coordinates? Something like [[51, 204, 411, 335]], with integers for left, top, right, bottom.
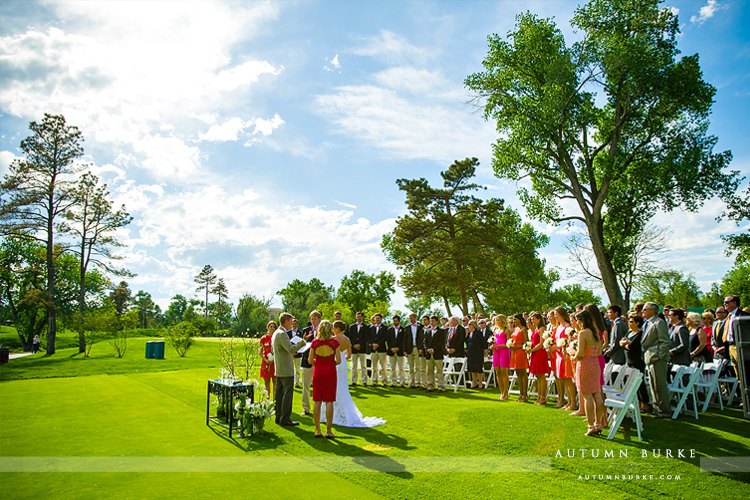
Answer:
[[509, 314, 530, 402], [528, 312, 550, 405], [552, 307, 577, 410], [308, 319, 341, 438], [259, 321, 277, 398]]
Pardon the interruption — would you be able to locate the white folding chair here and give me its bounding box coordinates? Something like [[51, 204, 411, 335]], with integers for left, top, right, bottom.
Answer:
[[546, 372, 558, 400], [603, 361, 616, 386], [669, 364, 701, 420], [717, 361, 740, 406], [605, 369, 644, 441], [444, 357, 467, 392], [483, 357, 496, 388], [694, 361, 724, 412], [508, 368, 519, 395], [603, 366, 634, 398]]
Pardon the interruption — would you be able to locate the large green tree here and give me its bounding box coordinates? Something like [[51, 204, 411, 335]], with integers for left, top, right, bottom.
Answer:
[[337, 270, 395, 315], [382, 157, 552, 316], [0, 114, 85, 354], [465, 0, 738, 308], [635, 270, 702, 308], [194, 264, 217, 318], [277, 278, 334, 322], [64, 172, 132, 352]]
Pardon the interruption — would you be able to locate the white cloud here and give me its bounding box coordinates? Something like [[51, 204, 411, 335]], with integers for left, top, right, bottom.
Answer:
[[691, 0, 725, 25], [252, 114, 284, 136], [324, 54, 341, 72], [0, 150, 20, 177], [352, 30, 430, 65], [200, 118, 248, 142]]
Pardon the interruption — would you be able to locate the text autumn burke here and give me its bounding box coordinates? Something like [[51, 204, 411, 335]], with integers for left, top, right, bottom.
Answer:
[[555, 448, 697, 459]]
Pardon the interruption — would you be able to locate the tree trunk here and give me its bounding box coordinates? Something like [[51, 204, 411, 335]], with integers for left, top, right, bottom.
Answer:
[[442, 295, 452, 317], [470, 290, 485, 315], [46, 215, 56, 356], [588, 219, 625, 308]]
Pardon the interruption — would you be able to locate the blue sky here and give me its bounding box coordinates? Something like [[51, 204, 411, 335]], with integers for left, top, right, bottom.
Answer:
[[1, 0, 748, 312]]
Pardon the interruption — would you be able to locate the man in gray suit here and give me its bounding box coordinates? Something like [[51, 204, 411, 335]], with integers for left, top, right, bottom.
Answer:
[[272, 312, 307, 426], [641, 302, 671, 418]]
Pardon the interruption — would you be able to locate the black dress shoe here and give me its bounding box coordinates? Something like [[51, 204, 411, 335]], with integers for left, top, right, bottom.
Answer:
[[281, 420, 300, 426]]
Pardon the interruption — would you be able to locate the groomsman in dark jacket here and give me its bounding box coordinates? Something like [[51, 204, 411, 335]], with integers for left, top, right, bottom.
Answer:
[[370, 313, 389, 386], [668, 309, 691, 367], [605, 305, 628, 366], [387, 315, 406, 387], [423, 315, 446, 392], [725, 295, 750, 397], [404, 313, 425, 388], [349, 311, 370, 386], [446, 316, 466, 358]]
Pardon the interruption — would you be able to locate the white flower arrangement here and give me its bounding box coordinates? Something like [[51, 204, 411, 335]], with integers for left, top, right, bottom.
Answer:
[[523, 341, 533, 352], [566, 338, 579, 357], [266, 353, 274, 364], [556, 337, 567, 348], [543, 337, 555, 350], [506, 339, 514, 349], [488, 335, 497, 348]]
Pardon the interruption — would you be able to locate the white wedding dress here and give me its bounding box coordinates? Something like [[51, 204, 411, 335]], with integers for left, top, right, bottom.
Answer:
[[321, 357, 386, 427]]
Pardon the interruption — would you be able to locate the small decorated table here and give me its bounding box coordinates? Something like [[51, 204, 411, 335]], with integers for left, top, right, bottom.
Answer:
[[206, 379, 254, 437]]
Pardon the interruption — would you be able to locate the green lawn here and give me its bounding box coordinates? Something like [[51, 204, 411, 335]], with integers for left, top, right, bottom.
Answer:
[[1, 338, 749, 499]]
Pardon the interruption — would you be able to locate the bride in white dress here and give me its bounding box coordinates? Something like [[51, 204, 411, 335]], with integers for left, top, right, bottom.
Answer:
[[321, 321, 386, 428]]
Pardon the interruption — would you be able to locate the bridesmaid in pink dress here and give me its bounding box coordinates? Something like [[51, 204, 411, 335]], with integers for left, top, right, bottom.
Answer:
[[552, 307, 577, 410], [490, 315, 511, 401], [528, 312, 550, 405], [584, 303, 609, 426], [573, 310, 605, 436]]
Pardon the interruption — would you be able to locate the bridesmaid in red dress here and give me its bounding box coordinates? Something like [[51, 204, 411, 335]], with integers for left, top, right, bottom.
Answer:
[[528, 312, 550, 405], [509, 314, 530, 402], [552, 307, 577, 410], [573, 310, 605, 436], [259, 321, 277, 398], [308, 320, 341, 438]]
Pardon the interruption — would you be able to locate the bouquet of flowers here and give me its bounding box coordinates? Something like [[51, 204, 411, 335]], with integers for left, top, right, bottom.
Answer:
[[566, 338, 579, 357], [506, 339, 514, 349], [543, 337, 555, 350], [488, 335, 497, 348], [542, 331, 551, 340], [556, 337, 568, 348], [523, 341, 533, 352], [266, 353, 274, 364]]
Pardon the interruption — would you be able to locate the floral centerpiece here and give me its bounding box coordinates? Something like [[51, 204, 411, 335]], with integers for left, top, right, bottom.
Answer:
[[237, 384, 275, 437]]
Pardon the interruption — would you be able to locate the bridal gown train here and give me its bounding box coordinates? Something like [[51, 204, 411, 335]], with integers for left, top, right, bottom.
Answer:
[[321, 358, 386, 427]]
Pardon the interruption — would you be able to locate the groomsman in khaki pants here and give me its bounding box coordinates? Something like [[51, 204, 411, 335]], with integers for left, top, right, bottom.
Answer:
[[370, 313, 389, 386], [387, 315, 406, 386], [404, 313, 425, 388], [423, 315, 447, 392]]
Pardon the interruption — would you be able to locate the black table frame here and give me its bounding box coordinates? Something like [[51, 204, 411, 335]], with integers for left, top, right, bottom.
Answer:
[[206, 380, 254, 437]]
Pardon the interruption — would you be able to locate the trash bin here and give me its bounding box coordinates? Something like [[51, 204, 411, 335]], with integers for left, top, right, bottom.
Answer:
[[153, 341, 165, 359], [145, 341, 155, 359], [0, 347, 9, 364]]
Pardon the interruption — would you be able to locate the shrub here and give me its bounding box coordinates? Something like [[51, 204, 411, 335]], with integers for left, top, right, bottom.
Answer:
[[166, 321, 197, 357]]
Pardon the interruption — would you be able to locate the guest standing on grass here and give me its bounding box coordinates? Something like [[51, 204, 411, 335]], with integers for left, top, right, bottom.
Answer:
[[573, 310, 605, 437], [621, 314, 651, 412], [490, 315, 511, 401], [552, 307, 576, 410], [272, 312, 307, 427], [528, 312, 550, 405], [259, 321, 277, 398], [641, 302, 671, 418], [510, 314, 530, 402], [465, 320, 485, 389], [309, 320, 341, 438]]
